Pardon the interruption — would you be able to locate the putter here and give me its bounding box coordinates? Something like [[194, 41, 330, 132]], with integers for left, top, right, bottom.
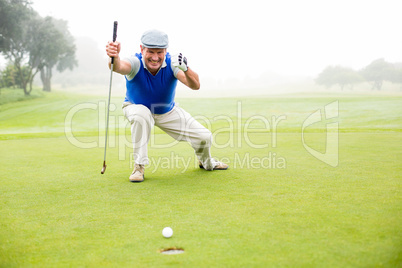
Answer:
[[101, 21, 118, 174]]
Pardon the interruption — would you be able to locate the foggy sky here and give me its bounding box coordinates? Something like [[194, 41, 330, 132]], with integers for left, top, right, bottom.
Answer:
[[27, 0, 402, 80]]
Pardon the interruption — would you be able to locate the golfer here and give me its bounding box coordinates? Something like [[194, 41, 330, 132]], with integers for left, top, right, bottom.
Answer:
[[106, 29, 228, 182]]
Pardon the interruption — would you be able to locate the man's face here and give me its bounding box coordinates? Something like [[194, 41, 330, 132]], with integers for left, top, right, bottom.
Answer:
[[141, 46, 166, 74]]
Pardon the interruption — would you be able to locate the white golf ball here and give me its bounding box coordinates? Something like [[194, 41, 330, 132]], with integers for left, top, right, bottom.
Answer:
[[162, 227, 173, 238]]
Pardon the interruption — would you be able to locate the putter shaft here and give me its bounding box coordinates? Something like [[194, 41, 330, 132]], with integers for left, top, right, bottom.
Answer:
[[101, 62, 114, 174]]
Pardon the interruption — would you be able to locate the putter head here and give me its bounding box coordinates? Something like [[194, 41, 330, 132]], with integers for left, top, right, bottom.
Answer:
[[101, 161, 107, 174]]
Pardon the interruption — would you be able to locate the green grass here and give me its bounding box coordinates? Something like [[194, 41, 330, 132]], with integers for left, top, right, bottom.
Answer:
[[0, 87, 45, 106], [0, 90, 401, 267]]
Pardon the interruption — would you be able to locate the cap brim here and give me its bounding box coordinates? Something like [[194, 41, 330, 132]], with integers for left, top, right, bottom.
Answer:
[[142, 43, 168, 49]]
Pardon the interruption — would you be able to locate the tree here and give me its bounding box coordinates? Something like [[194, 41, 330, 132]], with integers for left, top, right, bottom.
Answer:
[[0, 0, 77, 94], [1, 63, 18, 88], [0, 0, 34, 94], [360, 58, 395, 90], [388, 63, 402, 85], [315, 66, 336, 88], [0, 0, 31, 51], [38, 17, 77, 92], [316, 65, 363, 90]]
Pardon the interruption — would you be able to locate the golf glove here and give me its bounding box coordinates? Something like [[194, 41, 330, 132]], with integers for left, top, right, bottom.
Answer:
[[172, 53, 188, 72]]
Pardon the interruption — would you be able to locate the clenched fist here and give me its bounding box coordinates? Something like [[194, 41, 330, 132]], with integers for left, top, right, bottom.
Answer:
[[172, 53, 188, 72], [106, 41, 121, 58]]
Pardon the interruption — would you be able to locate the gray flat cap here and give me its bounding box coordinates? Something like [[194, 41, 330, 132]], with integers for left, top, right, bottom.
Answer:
[[141, 29, 169, 48]]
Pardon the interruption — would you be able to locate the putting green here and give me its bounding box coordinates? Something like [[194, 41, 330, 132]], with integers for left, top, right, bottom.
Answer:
[[0, 90, 401, 266]]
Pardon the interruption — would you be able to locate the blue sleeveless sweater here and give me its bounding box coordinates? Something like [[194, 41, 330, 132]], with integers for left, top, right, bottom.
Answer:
[[124, 53, 178, 114]]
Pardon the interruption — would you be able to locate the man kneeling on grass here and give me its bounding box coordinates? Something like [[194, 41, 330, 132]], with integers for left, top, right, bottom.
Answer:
[[105, 29, 228, 182]]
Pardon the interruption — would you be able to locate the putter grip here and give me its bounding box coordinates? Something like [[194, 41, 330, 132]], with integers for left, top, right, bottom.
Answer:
[[111, 21, 118, 64], [113, 21, 118, 42]]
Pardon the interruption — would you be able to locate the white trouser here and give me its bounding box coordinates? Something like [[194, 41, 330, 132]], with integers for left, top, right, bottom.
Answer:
[[123, 103, 215, 170]]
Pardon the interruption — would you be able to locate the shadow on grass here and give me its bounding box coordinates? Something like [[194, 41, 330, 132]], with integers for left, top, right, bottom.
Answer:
[[122, 167, 227, 184]]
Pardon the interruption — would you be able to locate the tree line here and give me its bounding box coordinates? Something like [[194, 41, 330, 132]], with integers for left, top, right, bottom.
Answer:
[[0, 0, 77, 95], [316, 59, 402, 90]]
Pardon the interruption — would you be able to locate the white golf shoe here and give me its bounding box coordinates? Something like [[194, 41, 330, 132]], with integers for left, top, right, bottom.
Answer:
[[199, 159, 229, 171], [129, 164, 145, 182]]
